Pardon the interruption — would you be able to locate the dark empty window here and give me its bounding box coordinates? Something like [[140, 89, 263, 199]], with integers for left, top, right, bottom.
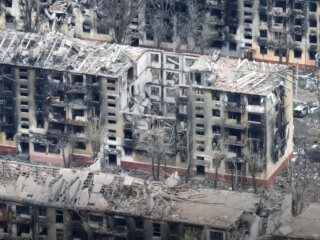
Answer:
[[210, 41, 222, 49], [212, 91, 220, 100], [135, 218, 144, 230], [244, 34, 252, 40], [56, 210, 63, 223], [248, 113, 262, 122], [97, 23, 108, 34], [294, 49, 302, 58], [260, 45, 268, 55], [294, 34, 302, 42], [212, 109, 220, 117], [90, 215, 103, 222], [4, 0, 12, 7], [309, 19, 317, 27], [294, 18, 302, 25], [17, 224, 29, 236], [108, 119, 117, 124], [230, 26, 237, 34], [16, 205, 29, 215], [309, 2, 317, 12], [153, 223, 161, 236], [309, 35, 317, 43], [75, 142, 86, 150], [309, 50, 316, 60], [196, 165, 205, 175], [34, 143, 46, 153], [294, 2, 302, 10], [260, 12, 267, 22], [229, 42, 237, 51], [5, 14, 14, 23], [212, 126, 221, 134], [275, 0, 286, 10], [196, 130, 205, 136], [38, 208, 46, 217], [247, 95, 261, 105], [274, 49, 287, 57], [210, 230, 224, 240], [83, 22, 91, 33], [260, 30, 267, 38]]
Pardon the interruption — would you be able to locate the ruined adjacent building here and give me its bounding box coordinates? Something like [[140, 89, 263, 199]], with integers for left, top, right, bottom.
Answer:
[[0, 0, 319, 66], [0, 159, 266, 240], [0, 30, 293, 185], [272, 203, 320, 239]]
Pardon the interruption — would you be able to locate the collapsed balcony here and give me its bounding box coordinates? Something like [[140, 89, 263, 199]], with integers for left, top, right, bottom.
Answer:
[[224, 93, 245, 112]]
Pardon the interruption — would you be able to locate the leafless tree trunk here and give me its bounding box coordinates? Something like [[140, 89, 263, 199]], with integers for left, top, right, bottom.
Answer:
[[97, 0, 144, 44], [57, 138, 71, 168], [19, 0, 45, 32], [86, 120, 106, 159], [212, 142, 227, 189], [290, 142, 313, 216], [179, 122, 193, 183], [134, 118, 175, 181], [243, 141, 265, 194], [145, 0, 174, 48]]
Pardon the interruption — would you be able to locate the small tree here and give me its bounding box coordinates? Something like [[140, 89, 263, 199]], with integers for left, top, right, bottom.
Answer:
[[57, 137, 71, 168], [145, 0, 174, 48], [178, 120, 193, 183], [134, 119, 175, 181], [86, 120, 106, 160], [97, 0, 144, 44], [212, 142, 227, 189], [20, 0, 45, 32], [243, 142, 265, 194]]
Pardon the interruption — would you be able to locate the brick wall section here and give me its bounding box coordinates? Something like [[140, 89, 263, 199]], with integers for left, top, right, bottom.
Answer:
[[72, 153, 93, 165], [121, 152, 292, 186], [30, 152, 65, 167], [0, 145, 16, 154]]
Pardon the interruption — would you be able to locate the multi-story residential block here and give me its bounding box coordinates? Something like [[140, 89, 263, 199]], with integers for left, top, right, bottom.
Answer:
[[0, 0, 319, 66], [0, 30, 293, 185], [0, 159, 270, 240]]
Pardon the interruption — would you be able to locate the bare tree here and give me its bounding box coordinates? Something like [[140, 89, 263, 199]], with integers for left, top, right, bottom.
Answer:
[[290, 143, 310, 216], [97, 0, 144, 44], [57, 137, 71, 168], [243, 142, 265, 194], [145, 0, 174, 48], [134, 119, 175, 181], [212, 142, 227, 189], [182, 0, 215, 53], [86, 120, 106, 159], [178, 120, 193, 183], [19, 0, 45, 32]]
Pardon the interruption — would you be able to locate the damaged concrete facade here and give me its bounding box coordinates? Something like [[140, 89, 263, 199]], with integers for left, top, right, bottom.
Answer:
[[121, 52, 294, 186], [0, 30, 141, 166], [0, 0, 320, 66], [0, 30, 293, 185], [0, 160, 266, 240]]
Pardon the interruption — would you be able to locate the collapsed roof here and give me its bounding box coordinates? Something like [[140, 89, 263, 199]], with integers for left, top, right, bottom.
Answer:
[[0, 30, 145, 76], [190, 55, 290, 95], [0, 30, 290, 96], [274, 203, 320, 239], [0, 160, 259, 229]]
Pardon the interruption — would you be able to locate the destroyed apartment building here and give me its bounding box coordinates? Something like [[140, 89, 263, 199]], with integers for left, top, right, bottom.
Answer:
[[0, 30, 293, 186], [0, 159, 269, 240], [1, 0, 320, 66]]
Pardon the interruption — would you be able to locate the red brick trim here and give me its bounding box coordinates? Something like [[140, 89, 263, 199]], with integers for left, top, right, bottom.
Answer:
[[0, 145, 16, 154], [121, 152, 293, 186], [72, 153, 93, 165]]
